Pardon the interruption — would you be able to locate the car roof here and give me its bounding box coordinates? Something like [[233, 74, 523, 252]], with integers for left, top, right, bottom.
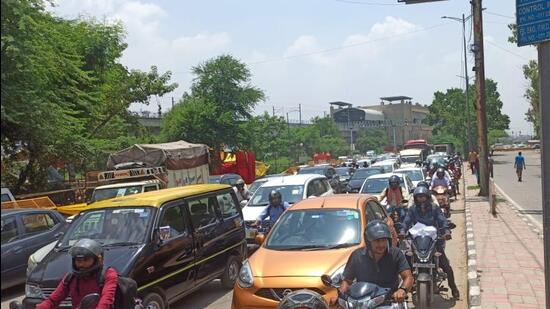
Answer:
[[300, 166, 330, 170], [95, 180, 160, 190], [366, 172, 407, 179], [395, 167, 423, 172], [260, 174, 325, 187], [84, 184, 231, 209], [289, 194, 375, 210], [371, 160, 396, 166]]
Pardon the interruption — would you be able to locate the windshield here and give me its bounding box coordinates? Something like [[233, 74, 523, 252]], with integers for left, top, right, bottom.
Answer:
[[397, 170, 424, 181], [361, 177, 404, 194], [60, 207, 154, 247], [335, 168, 351, 177], [265, 209, 361, 250], [351, 168, 382, 180], [401, 156, 419, 163], [298, 168, 325, 175], [249, 185, 305, 206], [209, 176, 222, 184], [248, 179, 267, 194], [1, 194, 11, 202], [91, 185, 143, 203]]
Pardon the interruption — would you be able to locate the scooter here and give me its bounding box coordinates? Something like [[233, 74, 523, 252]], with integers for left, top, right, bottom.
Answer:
[[10, 293, 100, 309], [431, 186, 451, 218]]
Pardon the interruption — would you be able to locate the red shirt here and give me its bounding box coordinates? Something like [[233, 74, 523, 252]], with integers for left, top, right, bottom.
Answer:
[[36, 268, 118, 309]]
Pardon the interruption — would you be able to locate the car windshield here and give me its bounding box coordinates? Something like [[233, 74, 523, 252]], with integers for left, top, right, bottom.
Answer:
[[361, 177, 404, 194], [209, 176, 222, 184], [396, 170, 424, 181], [351, 168, 382, 180], [248, 179, 267, 194], [298, 168, 325, 175], [265, 209, 361, 250], [91, 185, 143, 203], [401, 156, 419, 163], [59, 207, 154, 247], [335, 168, 351, 176], [1, 194, 11, 202], [249, 185, 305, 206]]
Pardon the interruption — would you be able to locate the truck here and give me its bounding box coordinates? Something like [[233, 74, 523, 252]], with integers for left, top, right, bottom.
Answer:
[[433, 143, 455, 155], [399, 148, 425, 168]]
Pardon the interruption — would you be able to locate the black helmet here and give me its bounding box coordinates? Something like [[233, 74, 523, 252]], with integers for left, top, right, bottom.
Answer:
[[364, 219, 392, 242], [436, 168, 445, 178], [388, 175, 400, 188], [69, 238, 103, 276], [417, 181, 430, 189], [268, 190, 282, 204], [413, 186, 430, 199]]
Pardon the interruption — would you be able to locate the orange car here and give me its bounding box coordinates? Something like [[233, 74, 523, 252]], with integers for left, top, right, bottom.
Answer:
[[232, 194, 395, 309]]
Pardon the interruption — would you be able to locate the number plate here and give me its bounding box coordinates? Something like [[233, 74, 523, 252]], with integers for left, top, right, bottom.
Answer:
[[413, 263, 435, 268]]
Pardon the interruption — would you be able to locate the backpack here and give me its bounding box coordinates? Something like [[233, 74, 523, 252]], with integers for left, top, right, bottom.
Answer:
[[63, 267, 138, 309]]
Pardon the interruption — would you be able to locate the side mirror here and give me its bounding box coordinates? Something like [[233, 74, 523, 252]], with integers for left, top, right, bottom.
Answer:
[[79, 293, 100, 309], [240, 200, 248, 207], [255, 233, 265, 245], [321, 274, 333, 287]]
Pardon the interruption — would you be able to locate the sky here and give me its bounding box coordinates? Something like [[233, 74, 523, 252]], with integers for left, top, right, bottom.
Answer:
[[49, 0, 538, 136]]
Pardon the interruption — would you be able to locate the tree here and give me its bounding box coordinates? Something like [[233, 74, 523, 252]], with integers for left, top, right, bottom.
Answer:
[[355, 129, 389, 154], [162, 55, 265, 158]]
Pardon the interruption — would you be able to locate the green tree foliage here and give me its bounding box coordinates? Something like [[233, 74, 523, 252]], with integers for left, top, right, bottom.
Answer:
[[355, 129, 389, 154], [488, 129, 508, 147], [1, 0, 177, 192], [425, 79, 510, 150], [162, 55, 265, 157]]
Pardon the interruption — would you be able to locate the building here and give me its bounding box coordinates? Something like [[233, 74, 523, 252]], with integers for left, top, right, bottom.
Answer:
[[330, 96, 432, 150]]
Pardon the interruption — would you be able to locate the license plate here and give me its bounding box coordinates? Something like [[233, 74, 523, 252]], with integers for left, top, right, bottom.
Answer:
[[413, 263, 435, 268], [246, 228, 257, 239]]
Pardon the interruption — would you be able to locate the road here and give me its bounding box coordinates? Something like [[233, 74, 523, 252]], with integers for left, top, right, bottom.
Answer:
[[491, 150, 543, 226]]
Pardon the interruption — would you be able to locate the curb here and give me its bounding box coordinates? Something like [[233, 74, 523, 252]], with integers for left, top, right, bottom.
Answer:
[[463, 177, 481, 308]]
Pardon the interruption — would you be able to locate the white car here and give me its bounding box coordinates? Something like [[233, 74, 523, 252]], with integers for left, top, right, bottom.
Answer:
[[395, 167, 427, 187], [359, 173, 415, 202], [371, 159, 400, 173], [242, 174, 334, 248]]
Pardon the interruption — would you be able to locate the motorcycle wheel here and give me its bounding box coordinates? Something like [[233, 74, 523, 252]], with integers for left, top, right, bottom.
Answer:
[[416, 281, 431, 308]]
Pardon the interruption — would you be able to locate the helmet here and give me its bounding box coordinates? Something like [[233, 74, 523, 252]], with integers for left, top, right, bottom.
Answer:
[[436, 168, 445, 178], [268, 190, 282, 204], [364, 219, 392, 242], [413, 186, 430, 200], [416, 181, 430, 189], [236, 179, 245, 188], [388, 175, 400, 188], [69, 239, 103, 277]]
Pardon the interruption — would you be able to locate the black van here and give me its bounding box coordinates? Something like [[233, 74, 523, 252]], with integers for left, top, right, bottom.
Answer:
[[23, 184, 246, 308]]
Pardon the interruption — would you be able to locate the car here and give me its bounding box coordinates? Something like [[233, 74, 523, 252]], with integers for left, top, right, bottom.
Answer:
[[370, 159, 400, 174], [394, 167, 427, 187], [298, 166, 343, 193], [232, 194, 393, 308], [345, 166, 385, 193], [209, 173, 244, 186], [247, 175, 286, 196], [359, 173, 415, 202], [1, 208, 66, 290], [1, 187, 15, 203], [533, 144, 541, 149], [242, 174, 333, 250], [334, 167, 355, 187], [24, 184, 247, 309]]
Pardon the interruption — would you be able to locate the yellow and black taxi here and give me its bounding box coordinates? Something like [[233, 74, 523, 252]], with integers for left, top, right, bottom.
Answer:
[[24, 184, 246, 309]]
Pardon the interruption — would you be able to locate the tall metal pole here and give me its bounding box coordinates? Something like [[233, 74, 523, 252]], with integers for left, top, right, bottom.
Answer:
[[472, 0, 489, 196], [299, 104, 302, 125], [536, 40, 550, 308], [462, 13, 472, 152]]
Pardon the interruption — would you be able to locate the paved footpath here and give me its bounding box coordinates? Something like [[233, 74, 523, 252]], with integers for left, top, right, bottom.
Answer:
[[464, 173, 546, 308]]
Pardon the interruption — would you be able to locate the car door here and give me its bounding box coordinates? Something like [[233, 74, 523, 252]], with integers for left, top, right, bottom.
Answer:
[[186, 194, 226, 285], [214, 190, 245, 261], [146, 202, 195, 301], [1, 214, 24, 289]]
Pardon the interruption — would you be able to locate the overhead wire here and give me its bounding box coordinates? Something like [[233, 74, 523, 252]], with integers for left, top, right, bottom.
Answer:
[[485, 40, 531, 61], [485, 11, 515, 19]]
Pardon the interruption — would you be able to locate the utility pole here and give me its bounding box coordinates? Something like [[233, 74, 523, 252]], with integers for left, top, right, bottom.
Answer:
[[472, 0, 489, 196], [171, 97, 175, 109], [286, 112, 290, 132], [273, 106, 275, 117], [299, 104, 302, 125], [462, 13, 472, 153]]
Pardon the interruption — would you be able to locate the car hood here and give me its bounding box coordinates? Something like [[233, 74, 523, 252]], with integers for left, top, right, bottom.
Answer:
[[56, 203, 89, 216], [250, 246, 357, 277], [242, 205, 268, 221], [348, 178, 366, 189], [28, 245, 144, 287]]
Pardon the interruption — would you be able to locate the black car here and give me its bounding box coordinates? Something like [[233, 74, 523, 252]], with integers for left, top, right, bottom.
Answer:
[[1, 208, 66, 290], [334, 167, 355, 188], [345, 166, 385, 193], [24, 184, 246, 309], [298, 166, 343, 193], [209, 173, 243, 186]]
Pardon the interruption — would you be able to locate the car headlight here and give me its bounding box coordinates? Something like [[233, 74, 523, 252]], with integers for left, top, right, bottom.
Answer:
[[25, 283, 43, 298], [238, 260, 254, 288], [330, 264, 346, 286], [27, 254, 38, 277]]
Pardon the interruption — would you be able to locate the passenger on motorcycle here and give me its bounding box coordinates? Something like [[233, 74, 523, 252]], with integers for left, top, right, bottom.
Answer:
[[338, 220, 413, 303], [233, 179, 251, 202], [255, 190, 289, 227], [430, 168, 452, 191], [400, 187, 460, 299], [36, 239, 118, 309]]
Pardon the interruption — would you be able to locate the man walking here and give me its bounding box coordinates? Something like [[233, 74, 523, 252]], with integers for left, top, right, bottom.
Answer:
[[514, 151, 526, 182]]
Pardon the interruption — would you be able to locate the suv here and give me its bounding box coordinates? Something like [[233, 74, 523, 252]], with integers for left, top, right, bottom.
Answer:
[[24, 184, 246, 309], [298, 166, 343, 193]]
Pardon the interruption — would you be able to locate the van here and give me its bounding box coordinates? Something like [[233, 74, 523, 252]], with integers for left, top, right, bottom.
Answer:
[[24, 184, 246, 309]]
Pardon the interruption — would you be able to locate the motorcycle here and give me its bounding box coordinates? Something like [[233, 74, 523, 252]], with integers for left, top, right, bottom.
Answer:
[[402, 223, 448, 309], [10, 293, 101, 309], [431, 186, 451, 218], [277, 289, 330, 309], [320, 275, 408, 309]]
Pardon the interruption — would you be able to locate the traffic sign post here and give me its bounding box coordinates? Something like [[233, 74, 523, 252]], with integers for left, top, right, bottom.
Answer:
[[516, 0, 550, 305]]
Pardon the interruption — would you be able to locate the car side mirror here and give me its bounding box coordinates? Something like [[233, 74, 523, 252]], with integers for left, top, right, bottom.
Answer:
[[321, 275, 333, 287], [152, 228, 164, 248], [240, 200, 248, 207], [255, 233, 266, 245]]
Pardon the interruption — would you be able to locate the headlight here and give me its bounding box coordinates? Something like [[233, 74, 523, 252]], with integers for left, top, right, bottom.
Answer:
[[27, 254, 38, 277], [238, 260, 254, 288], [25, 283, 43, 298], [330, 264, 346, 285]]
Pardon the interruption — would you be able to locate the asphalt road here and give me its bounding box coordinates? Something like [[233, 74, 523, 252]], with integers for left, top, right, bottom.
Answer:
[[491, 150, 543, 226]]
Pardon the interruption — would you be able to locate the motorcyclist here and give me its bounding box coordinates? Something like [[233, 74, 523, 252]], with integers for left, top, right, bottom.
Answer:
[[407, 181, 439, 208], [430, 167, 452, 191], [255, 190, 289, 228], [337, 220, 413, 303], [233, 179, 251, 202], [36, 239, 118, 309], [400, 187, 460, 299], [379, 175, 408, 207]]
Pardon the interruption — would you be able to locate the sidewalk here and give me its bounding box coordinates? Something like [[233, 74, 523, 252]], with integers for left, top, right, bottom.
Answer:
[[464, 173, 546, 308]]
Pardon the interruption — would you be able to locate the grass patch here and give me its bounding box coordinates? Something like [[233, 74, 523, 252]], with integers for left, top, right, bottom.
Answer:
[[467, 185, 480, 190], [496, 197, 507, 203]]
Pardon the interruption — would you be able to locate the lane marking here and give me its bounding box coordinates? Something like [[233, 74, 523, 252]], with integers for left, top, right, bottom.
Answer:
[[493, 182, 543, 230]]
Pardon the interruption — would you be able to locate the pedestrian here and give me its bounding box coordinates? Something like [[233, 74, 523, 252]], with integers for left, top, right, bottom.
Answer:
[[468, 151, 476, 175], [488, 154, 494, 178], [514, 151, 526, 182]]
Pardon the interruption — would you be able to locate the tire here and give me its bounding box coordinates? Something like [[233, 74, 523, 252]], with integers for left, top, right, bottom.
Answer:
[[417, 281, 431, 308], [221, 255, 241, 289], [143, 292, 165, 309]]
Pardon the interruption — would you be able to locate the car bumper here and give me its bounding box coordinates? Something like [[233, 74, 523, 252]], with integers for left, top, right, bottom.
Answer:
[[231, 277, 338, 309]]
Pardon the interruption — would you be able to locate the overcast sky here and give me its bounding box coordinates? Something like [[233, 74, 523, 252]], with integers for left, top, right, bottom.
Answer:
[[50, 0, 537, 136]]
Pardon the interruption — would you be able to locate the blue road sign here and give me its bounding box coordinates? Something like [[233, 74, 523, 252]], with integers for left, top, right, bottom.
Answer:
[[516, 0, 550, 46]]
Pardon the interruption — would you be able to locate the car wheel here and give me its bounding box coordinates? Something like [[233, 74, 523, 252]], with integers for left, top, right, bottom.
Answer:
[[221, 255, 241, 289], [143, 292, 165, 309]]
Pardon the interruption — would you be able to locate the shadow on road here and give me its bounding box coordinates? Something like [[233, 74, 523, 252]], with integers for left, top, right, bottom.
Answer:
[[172, 280, 232, 309]]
